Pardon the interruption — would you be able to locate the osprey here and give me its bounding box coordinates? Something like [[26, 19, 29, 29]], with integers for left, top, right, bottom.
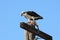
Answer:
[[21, 11, 43, 21], [21, 11, 43, 30]]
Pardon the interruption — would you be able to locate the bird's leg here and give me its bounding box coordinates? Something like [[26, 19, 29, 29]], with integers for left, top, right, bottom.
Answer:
[[34, 22, 39, 30], [36, 25, 39, 31], [28, 18, 39, 31], [31, 17, 39, 30]]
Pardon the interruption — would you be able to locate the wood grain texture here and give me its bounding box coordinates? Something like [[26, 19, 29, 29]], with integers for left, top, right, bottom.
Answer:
[[20, 22, 52, 40]]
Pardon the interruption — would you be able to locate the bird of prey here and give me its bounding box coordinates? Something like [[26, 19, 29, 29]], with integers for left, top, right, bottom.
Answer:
[[21, 11, 43, 30], [21, 11, 43, 21]]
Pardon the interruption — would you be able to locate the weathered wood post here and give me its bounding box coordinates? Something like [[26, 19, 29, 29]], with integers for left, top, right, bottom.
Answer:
[[24, 22, 35, 40], [24, 30, 29, 40], [20, 22, 52, 40]]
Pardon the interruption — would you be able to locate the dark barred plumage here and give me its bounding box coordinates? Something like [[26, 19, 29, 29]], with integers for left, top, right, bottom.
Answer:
[[21, 11, 43, 20]]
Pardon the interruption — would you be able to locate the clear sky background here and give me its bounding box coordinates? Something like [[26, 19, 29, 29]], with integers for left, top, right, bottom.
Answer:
[[0, 0, 60, 40]]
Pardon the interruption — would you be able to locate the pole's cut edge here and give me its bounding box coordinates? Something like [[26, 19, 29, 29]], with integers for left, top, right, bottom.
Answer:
[[20, 22, 52, 40]]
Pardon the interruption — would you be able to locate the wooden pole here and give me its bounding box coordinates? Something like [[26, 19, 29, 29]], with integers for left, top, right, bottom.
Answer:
[[24, 30, 29, 40], [24, 22, 35, 40], [20, 22, 52, 40]]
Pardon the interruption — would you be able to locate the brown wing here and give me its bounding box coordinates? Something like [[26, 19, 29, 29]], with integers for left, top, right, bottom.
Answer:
[[26, 11, 43, 20]]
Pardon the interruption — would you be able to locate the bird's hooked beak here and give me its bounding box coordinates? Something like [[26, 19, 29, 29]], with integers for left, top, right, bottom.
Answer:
[[21, 12, 27, 16], [21, 12, 26, 16]]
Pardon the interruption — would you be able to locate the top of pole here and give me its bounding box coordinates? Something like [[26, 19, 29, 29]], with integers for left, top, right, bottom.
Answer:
[[20, 22, 52, 40]]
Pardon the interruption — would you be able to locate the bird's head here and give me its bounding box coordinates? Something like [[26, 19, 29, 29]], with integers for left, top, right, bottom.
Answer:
[[21, 12, 27, 16]]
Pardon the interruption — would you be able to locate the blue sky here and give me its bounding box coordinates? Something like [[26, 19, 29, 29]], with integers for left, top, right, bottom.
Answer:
[[0, 0, 60, 40]]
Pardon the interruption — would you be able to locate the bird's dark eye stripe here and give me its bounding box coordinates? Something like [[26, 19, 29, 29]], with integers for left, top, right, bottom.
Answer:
[[23, 12, 25, 14], [23, 12, 27, 14]]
